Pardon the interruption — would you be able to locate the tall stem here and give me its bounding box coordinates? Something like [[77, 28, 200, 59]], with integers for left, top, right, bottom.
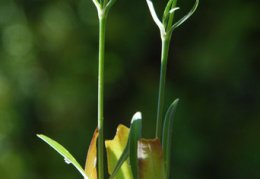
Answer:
[[98, 16, 106, 179], [156, 37, 171, 139]]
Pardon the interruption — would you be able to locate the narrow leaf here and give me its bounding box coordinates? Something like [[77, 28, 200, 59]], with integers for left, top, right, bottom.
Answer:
[[129, 112, 142, 178], [85, 129, 99, 179], [37, 134, 88, 179], [169, 0, 199, 32], [105, 125, 133, 179], [138, 139, 166, 179], [162, 99, 179, 178], [163, 0, 174, 24]]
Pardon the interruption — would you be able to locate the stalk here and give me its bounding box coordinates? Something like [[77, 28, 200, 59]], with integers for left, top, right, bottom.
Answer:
[[98, 15, 107, 179], [155, 37, 171, 139]]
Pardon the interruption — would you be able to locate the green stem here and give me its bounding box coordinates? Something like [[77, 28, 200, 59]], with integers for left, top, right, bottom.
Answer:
[[156, 37, 171, 139], [98, 15, 106, 179]]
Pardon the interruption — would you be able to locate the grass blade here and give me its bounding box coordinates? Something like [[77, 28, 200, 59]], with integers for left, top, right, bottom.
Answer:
[[37, 134, 88, 179], [162, 98, 179, 178]]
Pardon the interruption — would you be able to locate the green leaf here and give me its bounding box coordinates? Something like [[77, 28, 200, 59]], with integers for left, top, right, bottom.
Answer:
[[162, 98, 179, 178], [163, 0, 174, 23], [138, 138, 166, 179], [105, 125, 134, 179], [168, 0, 199, 32], [163, 0, 178, 29], [129, 112, 142, 179], [37, 134, 88, 179]]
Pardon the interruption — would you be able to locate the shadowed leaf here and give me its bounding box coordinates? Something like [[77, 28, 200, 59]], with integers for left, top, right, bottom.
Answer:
[[162, 99, 179, 178]]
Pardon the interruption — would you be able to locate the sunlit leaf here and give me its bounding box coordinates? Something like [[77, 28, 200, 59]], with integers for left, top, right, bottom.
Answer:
[[109, 143, 129, 179], [146, 0, 165, 33], [37, 134, 88, 179], [105, 125, 134, 179], [162, 98, 179, 178], [138, 138, 166, 179], [85, 129, 99, 179]]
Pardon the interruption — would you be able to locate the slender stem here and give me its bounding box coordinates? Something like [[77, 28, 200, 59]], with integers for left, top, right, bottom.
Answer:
[[155, 37, 171, 139], [98, 15, 106, 179]]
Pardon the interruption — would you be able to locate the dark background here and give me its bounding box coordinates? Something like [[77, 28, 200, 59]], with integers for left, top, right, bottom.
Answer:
[[0, 0, 259, 178]]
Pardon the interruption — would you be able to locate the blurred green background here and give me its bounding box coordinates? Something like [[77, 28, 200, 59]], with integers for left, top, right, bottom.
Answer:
[[0, 0, 259, 178]]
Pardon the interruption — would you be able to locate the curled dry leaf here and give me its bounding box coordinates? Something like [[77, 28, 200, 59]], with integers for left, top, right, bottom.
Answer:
[[138, 138, 166, 179], [85, 129, 99, 179]]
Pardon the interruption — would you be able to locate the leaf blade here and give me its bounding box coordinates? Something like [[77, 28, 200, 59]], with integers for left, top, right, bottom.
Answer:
[[129, 112, 142, 178], [37, 134, 88, 179]]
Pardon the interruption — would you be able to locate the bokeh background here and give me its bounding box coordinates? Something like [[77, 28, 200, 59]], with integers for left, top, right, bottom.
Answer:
[[0, 0, 259, 178]]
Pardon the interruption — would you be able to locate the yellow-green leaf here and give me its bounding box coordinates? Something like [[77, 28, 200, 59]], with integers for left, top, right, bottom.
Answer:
[[138, 138, 166, 179], [85, 129, 99, 179], [105, 125, 134, 179]]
